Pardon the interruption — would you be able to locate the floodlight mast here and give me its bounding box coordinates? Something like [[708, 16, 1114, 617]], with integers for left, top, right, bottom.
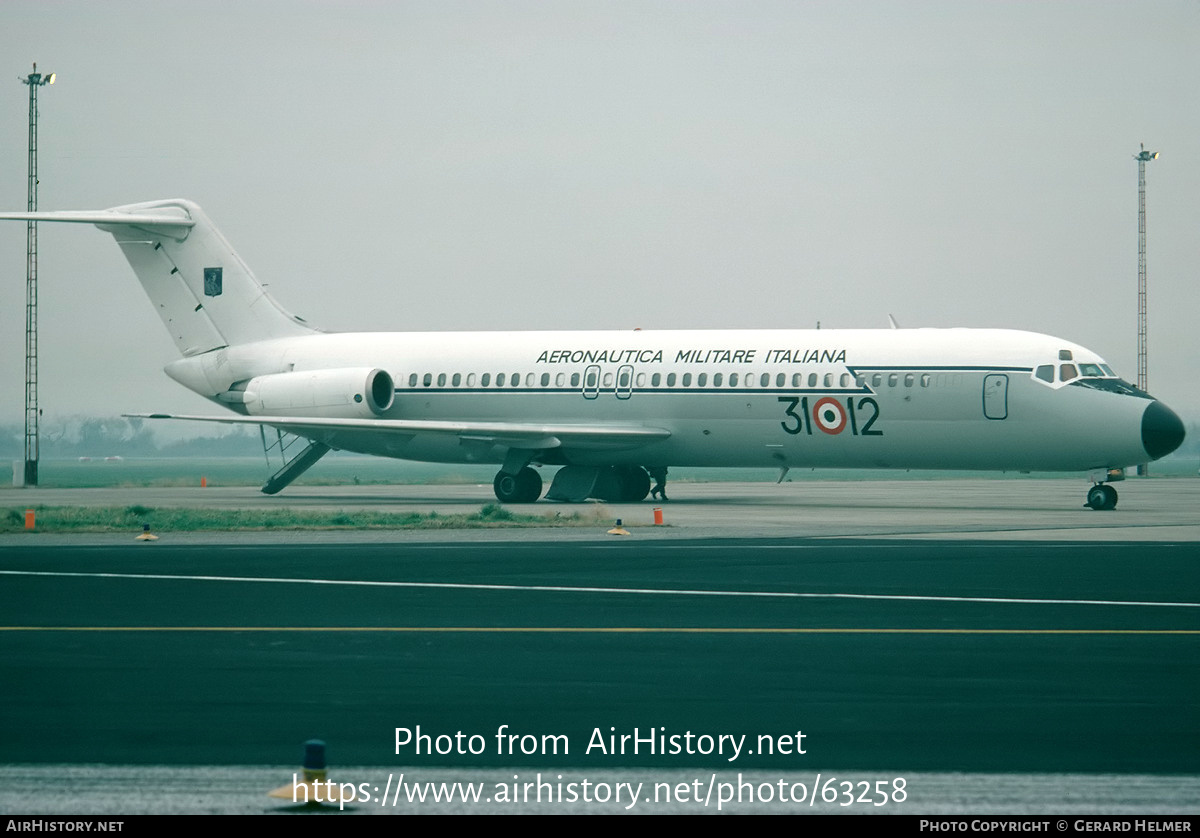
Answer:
[[19, 63, 54, 488], [1134, 143, 1157, 477]]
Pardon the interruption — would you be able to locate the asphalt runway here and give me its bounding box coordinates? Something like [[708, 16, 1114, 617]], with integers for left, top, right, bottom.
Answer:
[[1, 536, 1197, 776], [1, 479, 1197, 813], [4, 477, 1199, 541]]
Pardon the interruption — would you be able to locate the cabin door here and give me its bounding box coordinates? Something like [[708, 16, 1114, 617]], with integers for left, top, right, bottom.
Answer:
[[983, 374, 1008, 420]]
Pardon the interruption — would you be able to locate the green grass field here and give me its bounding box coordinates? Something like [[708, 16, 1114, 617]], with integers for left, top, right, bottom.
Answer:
[[0, 502, 601, 533]]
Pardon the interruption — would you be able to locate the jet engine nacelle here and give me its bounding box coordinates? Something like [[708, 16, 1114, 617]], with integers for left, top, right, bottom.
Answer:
[[228, 367, 395, 418]]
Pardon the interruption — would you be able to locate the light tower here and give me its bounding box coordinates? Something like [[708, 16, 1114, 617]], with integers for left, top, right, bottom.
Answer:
[[1134, 143, 1157, 477], [19, 63, 54, 488]]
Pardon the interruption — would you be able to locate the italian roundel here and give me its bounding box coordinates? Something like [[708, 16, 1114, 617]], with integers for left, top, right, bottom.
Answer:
[[811, 397, 847, 434]]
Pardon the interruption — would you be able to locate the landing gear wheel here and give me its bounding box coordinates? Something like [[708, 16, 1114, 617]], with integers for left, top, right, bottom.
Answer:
[[1085, 484, 1118, 511], [613, 465, 651, 502], [493, 467, 543, 503]]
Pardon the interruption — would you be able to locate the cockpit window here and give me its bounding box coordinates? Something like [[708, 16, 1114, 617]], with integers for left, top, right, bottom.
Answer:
[[1070, 377, 1151, 399], [1078, 363, 1104, 377], [1035, 365, 1054, 383], [1059, 364, 1078, 382], [1100, 364, 1115, 377]]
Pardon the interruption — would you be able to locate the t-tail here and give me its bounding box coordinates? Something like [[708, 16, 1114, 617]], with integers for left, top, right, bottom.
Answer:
[[0, 199, 316, 354]]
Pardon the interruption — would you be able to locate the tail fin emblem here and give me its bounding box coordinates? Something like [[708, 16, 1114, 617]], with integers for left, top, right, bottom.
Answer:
[[203, 267, 223, 297]]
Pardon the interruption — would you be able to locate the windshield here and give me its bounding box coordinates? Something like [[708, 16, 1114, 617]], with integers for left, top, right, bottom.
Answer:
[[1035, 360, 1121, 385]]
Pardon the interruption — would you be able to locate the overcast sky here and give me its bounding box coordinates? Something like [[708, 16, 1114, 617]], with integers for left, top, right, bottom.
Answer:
[[1, 1, 1197, 430]]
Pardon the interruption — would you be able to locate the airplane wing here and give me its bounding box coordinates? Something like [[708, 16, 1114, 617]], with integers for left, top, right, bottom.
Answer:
[[128, 413, 671, 452]]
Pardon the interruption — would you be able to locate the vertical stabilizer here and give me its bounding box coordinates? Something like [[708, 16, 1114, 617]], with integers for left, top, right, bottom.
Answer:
[[102, 199, 316, 354], [0, 199, 317, 355]]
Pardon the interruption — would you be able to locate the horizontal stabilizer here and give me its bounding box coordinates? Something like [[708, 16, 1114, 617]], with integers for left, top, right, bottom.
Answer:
[[0, 208, 195, 230]]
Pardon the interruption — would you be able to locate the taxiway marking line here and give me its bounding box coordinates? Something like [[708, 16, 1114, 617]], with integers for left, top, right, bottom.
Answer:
[[1, 626, 1198, 635], [1, 569, 1197, 609]]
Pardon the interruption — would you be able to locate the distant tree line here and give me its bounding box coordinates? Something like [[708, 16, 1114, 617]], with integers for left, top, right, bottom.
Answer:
[[1, 414, 1198, 462], [0, 416, 261, 459]]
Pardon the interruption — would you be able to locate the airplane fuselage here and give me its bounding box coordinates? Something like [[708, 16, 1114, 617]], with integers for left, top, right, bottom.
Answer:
[[162, 326, 1161, 474]]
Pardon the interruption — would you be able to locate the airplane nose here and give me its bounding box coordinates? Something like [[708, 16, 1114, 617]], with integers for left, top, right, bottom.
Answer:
[[1141, 400, 1186, 460]]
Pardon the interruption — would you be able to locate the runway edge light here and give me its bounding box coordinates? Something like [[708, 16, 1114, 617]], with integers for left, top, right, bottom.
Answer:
[[135, 523, 158, 542], [268, 739, 355, 807], [607, 518, 630, 536]]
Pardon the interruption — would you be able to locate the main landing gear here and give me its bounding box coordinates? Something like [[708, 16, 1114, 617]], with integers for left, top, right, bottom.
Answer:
[[493, 467, 543, 503], [492, 464, 668, 503]]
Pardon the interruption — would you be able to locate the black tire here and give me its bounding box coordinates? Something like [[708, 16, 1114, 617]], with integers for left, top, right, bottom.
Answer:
[[1086, 484, 1118, 511], [493, 467, 542, 503], [492, 465, 540, 499], [613, 465, 651, 502]]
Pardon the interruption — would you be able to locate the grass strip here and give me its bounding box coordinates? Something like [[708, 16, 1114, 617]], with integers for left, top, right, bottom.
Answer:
[[2, 503, 603, 533]]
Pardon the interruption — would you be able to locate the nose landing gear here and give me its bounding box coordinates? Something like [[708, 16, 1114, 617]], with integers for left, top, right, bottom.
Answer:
[[1085, 483, 1118, 511]]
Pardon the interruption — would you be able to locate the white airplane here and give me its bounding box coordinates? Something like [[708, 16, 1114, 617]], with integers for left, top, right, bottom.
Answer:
[[0, 199, 1185, 509]]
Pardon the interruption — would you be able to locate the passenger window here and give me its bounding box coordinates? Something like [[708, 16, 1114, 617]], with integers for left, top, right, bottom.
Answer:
[[713, 373, 723, 387], [437, 373, 446, 387], [1060, 364, 1077, 382], [482, 373, 491, 387], [808, 373, 818, 387], [888, 374, 898, 387], [603, 372, 613, 387], [823, 373, 833, 388], [1035, 365, 1054, 383], [729, 373, 738, 387], [584, 370, 596, 387], [512, 373, 521, 387], [698, 373, 707, 387], [792, 373, 802, 387], [920, 374, 930, 388], [423, 373, 432, 387], [496, 373, 505, 386], [872, 373, 882, 388], [451, 373, 461, 387], [466, 373, 476, 387], [776, 373, 785, 388], [540, 373, 550, 387], [556, 373, 565, 387], [408, 373, 418, 387], [856, 375, 866, 387], [904, 373, 913, 388], [761, 373, 771, 387], [636, 373, 646, 387], [570, 373, 580, 387], [842, 373, 852, 387], [682, 373, 692, 387], [667, 373, 676, 387], [651, 373, 661, 387]]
